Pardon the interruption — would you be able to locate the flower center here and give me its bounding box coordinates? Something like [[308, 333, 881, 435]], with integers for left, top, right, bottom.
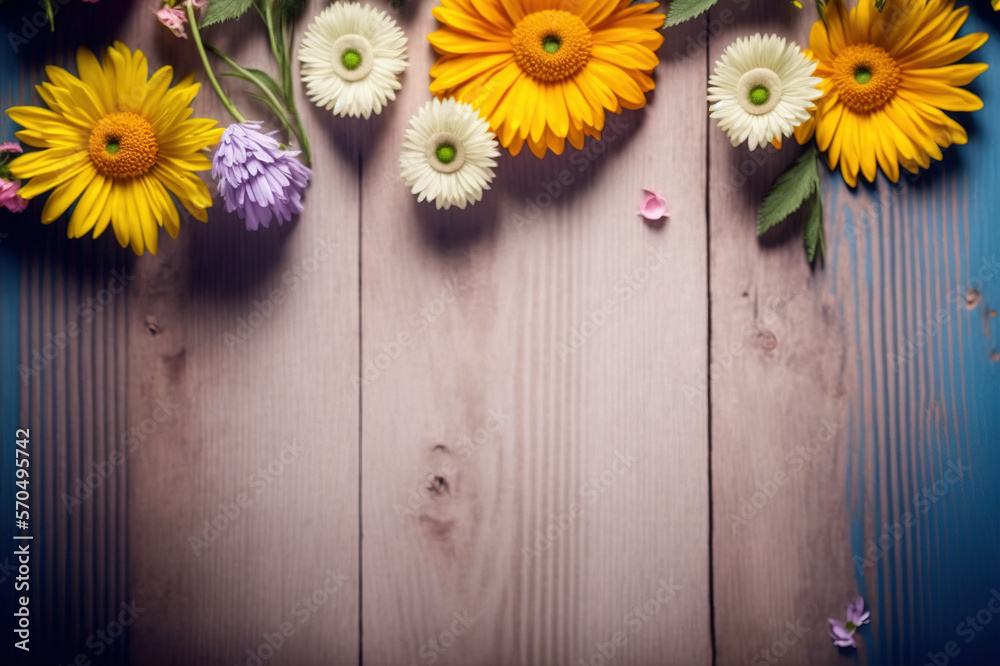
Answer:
[[511, 10, 592, 83], [832, 44, 900, 113], [435, 142, 457, 164], [748, 84, 770, 106], [330, 34, 374, 81], [426, 132, 466, 174], [736, 68, 783, 116], [88, 111, 158, 179], [342, 48, 362, 71]]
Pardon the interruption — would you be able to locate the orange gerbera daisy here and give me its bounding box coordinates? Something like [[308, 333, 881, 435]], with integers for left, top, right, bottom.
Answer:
[[429, 0, 664, 158], [794, 0, 988, 186]]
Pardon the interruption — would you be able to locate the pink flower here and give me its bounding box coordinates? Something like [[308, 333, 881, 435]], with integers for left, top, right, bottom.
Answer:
[[637, 188, 669, 224], [0, 179, 28, 213], [846, 596, 870, 627], [81, 0, 101, 3], [828, 596, 870, 649], [156, 5, 188, 39], [0, 142, 23, 154], [828, 619, 856, 648]]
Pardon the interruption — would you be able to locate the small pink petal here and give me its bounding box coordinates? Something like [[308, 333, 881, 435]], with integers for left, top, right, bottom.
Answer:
[[0, 142, 23, 154], [637, 188, 669, 222]]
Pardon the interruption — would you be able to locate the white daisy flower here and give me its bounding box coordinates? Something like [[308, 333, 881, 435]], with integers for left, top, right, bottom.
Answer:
[[400, 98, 500, 211], [298, 2, 408, 119], [708, 34, 822, 150]]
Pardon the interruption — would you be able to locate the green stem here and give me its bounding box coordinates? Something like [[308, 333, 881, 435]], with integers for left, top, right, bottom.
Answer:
[[281, 16, 311, 166], [207, 46, 292, 128], [288, 100, 311, 167], [187, 2, 246, 124], [263, 1, 285, 85]]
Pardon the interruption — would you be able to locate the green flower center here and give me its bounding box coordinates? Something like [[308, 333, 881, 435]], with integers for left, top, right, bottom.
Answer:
[[105, 139, 120, 155], [854, 66, 872, 84], [845, 621, 858, 632], [748, 84, 770, 106], [435, 142, 457, 164], [342, 48, 362, 71], [542, 35, 561, 54]]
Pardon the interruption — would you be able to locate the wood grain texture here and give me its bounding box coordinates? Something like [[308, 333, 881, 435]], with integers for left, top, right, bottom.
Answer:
[[838, 7, 1000, 664], [121, 3, 360, 665], [3, 2, 1000, 665], [1, 9, 132, 664], [707, 3, 859, 665], [358, 3, 711, 665], [710, 4, 1000, 666]]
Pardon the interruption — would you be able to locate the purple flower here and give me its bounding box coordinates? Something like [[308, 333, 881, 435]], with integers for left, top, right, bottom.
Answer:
[[846, 596, 870, 627], [828, 596, 870, 649], [828, 619, 857, 648], [212, 122, 311, 231]]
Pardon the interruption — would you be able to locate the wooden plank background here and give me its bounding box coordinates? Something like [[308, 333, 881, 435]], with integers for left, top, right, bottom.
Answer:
[[0, 1, 998, 665]]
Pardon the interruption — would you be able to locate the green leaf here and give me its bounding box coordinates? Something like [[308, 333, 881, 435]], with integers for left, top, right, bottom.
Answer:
[[273, 0, 308, 19], [665, 0, 719, 27], [222, 68, 286, 106], [815, 0, 828, 21], [803, 192, 825, 263], [201, 0, 254, 28], [758, 146, 820, 236], [875, 0, 886, 12], [246, 93, 294, 137]]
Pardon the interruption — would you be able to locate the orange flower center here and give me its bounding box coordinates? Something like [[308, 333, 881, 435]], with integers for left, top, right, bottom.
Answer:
[[831, 44, 901, 113], [510, 10, 592, 83], [88, 111, 158, 179]]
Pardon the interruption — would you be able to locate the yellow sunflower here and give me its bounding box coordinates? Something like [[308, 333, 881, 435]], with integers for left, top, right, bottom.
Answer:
[[429, 0, 664, 158], [7, 42, 223, 255], [793, 0, 988, 187]]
